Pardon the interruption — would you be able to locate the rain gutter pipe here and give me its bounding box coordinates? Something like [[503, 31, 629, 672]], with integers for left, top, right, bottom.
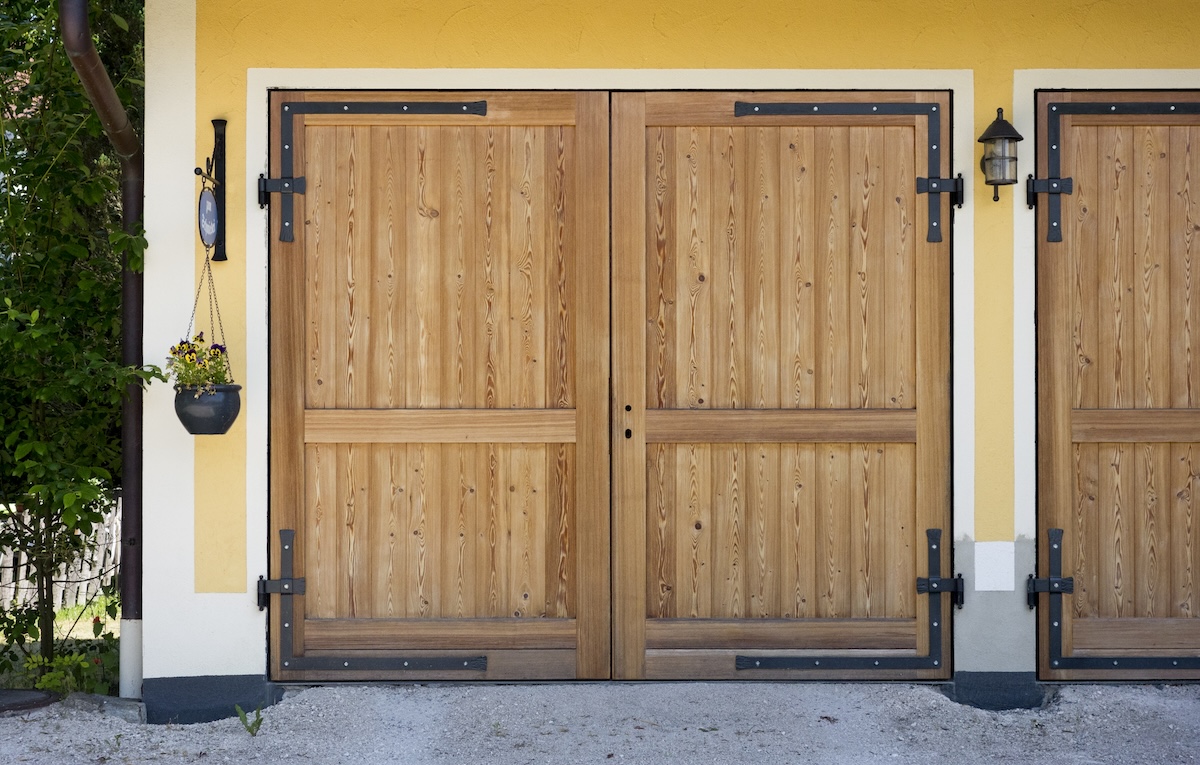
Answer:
[[59, 0, 144, 701]]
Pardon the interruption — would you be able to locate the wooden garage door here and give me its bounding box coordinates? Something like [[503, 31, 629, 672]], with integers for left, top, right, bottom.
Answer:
[[611, 92, 953, 679], [268, 91, 611, 680], [1036, 90, 1200, 679]]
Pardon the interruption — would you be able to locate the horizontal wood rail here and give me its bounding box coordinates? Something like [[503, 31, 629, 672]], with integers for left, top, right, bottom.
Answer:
[[1073, 618, 1200, 653], [643, 409, 917, 443], [304, 618, 578, 650], [1072, 409, 1200, 442], [305, 409, 576, 444], [645, 618, 916, 650]]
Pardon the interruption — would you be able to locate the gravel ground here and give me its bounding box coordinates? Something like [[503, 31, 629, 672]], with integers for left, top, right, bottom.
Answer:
[[1, 682, 1198, 764]]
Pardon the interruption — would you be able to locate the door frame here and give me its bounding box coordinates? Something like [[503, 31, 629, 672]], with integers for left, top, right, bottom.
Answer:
[[1013, 73, 1200, 680], [241, 69, 977, 676]]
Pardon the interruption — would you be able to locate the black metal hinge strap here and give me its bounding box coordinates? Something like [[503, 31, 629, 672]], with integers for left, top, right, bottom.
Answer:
[[1024, 176, 1073, 242], [1036, 101, 1200, 243], [265, 529, 487, 673], [267, 100, 488, 241], [257, 574, 305, 610], [1034, 527, 1200, 670], [1025, 573, 1073, 610], [735, 101, 952, 243], [918, 574, 965, 609], [917, 174, 965, 216], [736, 528, 951, 672]]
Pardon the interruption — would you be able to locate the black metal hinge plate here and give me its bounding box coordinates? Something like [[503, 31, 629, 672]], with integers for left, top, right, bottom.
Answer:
[[736, 528, 953, 672], [1025, 573, 1073, 609], [1036, 100, 1200, 243], [264, 529, 487, 674], [1034, 527, 1200, 671], [267, 100, 488, 241], [918, 573, 965, 608], [257, 574, 305, 610], [735, 101, 953, 243]]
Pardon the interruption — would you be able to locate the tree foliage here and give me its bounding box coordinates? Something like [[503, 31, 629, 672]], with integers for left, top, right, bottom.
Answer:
[[0, 0, 153, 673]]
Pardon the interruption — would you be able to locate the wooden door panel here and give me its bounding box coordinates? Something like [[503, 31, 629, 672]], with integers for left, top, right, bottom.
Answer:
[[270, 91, 609, 681], [1037, 91, 1200, 679], [614, 91, 952, 680]]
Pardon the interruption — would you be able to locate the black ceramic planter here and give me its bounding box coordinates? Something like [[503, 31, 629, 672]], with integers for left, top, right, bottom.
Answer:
[[174, 384, 242, 435]]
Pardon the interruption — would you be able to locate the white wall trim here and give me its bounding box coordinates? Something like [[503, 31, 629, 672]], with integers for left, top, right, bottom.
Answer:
[[1011, 70, 1200, 542]]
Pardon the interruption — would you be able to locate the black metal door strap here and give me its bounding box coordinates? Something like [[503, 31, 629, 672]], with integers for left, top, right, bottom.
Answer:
[[735, 102, 960, 243], [260, 100, 489, 242], [736, 528, 959, 672], [1030, 101, 1200, 243], [262, 529, 486, 673], [1032, 528, 1200, 670]]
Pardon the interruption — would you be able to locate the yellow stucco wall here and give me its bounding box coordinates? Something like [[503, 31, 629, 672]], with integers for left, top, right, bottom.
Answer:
[[191, 0, 1200, 589]]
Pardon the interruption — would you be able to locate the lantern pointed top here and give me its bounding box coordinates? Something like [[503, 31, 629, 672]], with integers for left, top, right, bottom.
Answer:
[[978, 108, 1023, 143]]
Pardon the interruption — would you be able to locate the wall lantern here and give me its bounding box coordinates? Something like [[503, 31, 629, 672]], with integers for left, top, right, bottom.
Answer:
[[977, 108, 1023, 201]]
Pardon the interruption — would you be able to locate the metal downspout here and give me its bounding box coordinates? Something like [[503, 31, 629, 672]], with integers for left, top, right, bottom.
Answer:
[[58, 0, 144, 700]]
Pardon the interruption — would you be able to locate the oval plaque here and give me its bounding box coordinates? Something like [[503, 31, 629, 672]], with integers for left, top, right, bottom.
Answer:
[[198, 187, 218, 247]]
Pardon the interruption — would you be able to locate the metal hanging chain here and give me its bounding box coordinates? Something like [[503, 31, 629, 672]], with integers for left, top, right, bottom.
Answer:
[[184, 241, 235, 383]]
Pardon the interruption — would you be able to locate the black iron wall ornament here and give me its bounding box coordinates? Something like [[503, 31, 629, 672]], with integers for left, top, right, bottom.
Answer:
[[195, 119, 227, 261]]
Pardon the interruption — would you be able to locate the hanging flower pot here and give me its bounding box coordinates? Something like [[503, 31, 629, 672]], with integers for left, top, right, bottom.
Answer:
[[167, 159, 241, 435], [174, 383, 242, 435]]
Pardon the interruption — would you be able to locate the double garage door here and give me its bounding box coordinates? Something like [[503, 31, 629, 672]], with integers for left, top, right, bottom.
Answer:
[[265, 88, 955, 681]]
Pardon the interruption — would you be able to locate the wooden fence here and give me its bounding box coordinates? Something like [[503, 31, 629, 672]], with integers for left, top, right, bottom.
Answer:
[[0, 501, 121, 610]]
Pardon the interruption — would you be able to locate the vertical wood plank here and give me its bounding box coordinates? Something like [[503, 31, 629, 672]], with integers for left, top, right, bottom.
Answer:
[[884, 443, 915, 618], [1073, 443, 1100, 619], [782, 444, 816, 618], [612, 92, 648, 678], [572, 91, 611, 675], [816, 443, 851, 617], [712, 444, 745, 618], [647, 443, 676, 618], [647, 127, 677, 409], [369, 127, 406, 409], [883, 126, 914, 410], [711, 127, 746, 409], [1172, 444, 1197, 618], [1070, 125, 1099, 410], [1097, 443, 1134, 617], [1097, 126, 1134, 410], [781, 127, 816, 409], [681, 127, 712, 408], [308, 126, 338, 410], [747, 127, 781, 408], [1135, 126, 1171, 409], [815, 127, 851, 409], [306, 444, 336, 618], [747, 444, 781, 617], [680, 444, 713, 617], [1136, 443, 1170, 617]]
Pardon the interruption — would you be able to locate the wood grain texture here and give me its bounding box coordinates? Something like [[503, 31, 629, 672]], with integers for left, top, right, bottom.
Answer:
[[1041, 91, 1200, 679], [644, 409, 916, 442], [616, 90, 949, 678], [273, 91, 606, 681], [305, 409, 577, 443]]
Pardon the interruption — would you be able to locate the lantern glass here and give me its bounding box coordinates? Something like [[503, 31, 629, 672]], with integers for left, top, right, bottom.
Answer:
[[981, 138, 1019, 185]]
